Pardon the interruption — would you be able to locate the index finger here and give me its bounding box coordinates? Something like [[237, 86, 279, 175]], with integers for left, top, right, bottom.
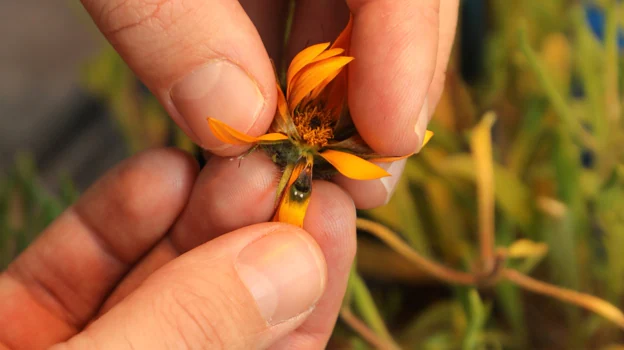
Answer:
[[347, 0, 440, 156]]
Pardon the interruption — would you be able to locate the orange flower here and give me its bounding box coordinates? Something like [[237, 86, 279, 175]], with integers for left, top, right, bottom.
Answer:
[[207, 18, 433, 227]]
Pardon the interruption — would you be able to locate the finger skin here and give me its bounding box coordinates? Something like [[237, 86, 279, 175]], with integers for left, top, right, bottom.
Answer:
[[271, 181, 356, 349], [346, 0, 441, 156], [285, 0, 350, 63], [96, 153, 356, 348], [0, 148, 198, 349], [55, 223, 327, 350], [98, 152, 278, 315], [80, 0, 276, 154], [239, 0, 289, 62], [427, 0, 460, 110]]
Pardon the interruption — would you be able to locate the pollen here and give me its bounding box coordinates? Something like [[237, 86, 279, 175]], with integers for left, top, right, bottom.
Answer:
[[293, 104, 335, 148]]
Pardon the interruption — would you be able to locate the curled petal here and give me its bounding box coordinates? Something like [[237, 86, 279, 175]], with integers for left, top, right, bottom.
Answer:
[[422, 130, 434, 148], [207, 118, 288, 145], [273, 155, 313, 227], [287, 43, 330, 97], [309, 65, 345, 101], [310, 48, 345, 63], [269, 84, 299, 138], [320, 149, 390, 180], [331, 15, 353, 52], [289, 56, 354, 111]]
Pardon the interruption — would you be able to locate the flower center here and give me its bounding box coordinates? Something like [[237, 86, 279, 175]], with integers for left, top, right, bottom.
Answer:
[[293, 104, 335, 148]]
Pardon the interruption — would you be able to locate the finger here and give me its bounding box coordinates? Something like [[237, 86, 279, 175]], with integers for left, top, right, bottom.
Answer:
[[81, 0, 276, 155], [285, 0, 350, 63], [58, 223, 328, 349], [96, 155, 356, 348], [346, 0, 440, 156], [171, 152, 278, 251], [0, 149, 197, 349], [239, 0, 289, 62], [427, 0, 460, 110], [333, 158, 407, 209], [96, 152, 278, 315], [271, 181, 357, 348]]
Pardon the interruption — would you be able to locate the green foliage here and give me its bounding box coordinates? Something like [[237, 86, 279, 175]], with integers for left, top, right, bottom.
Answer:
[[352, 1, 624, 349], [0, 154, 76, 269]]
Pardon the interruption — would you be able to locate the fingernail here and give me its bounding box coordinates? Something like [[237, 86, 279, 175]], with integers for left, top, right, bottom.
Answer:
[[170, 60, 264, 149], [414, 97, 429, 152], [379, 159, 407, 205], [236, 230, 326, 325]]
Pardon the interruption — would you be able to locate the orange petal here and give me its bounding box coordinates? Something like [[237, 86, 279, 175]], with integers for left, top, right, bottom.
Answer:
[[320, 149, 390, 180], [289, 56, 354, 111], [287, 43, 330, 97], [422, 130, 434, 148], [310, 48, 344, 63], [272, 155, 313, 227], [207, 118, 288, 145], [276, 83, 289, 120], [268, 83, 299, 137], [331, 15, 353, 52], [309, 64, 345, 101]]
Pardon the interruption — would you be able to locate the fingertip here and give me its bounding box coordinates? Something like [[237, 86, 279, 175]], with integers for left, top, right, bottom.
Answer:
[[78, 147, 198, 230], [170, 151, 278, 252], [333, 158, 406, 210], [169, 60, 277, 156], [346, 0, 439, 156], [304, 181, 356, 260]]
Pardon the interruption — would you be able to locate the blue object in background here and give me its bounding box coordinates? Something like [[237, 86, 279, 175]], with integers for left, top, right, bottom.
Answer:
[[584, 3, 624, 49]]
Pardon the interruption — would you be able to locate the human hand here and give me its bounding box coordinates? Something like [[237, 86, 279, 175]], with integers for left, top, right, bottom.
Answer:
[[80, 0, 459, 208], [0, 148, 356, 349]]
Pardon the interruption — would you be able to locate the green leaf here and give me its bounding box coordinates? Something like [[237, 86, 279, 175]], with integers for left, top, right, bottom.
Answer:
[[438, 155, 533, 231], [350, 269, 395, 343], [364, 174, 432, 256], [460, 288, 490, 350]]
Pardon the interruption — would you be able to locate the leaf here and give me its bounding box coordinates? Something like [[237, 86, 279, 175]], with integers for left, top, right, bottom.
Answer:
[[364, 174, 432, 256], [507, 239, 549, 259], [460, 288, 490, 350], [424, 178, 469, 261], [438, 154, 533, 231], [349, 269, 396, 344]]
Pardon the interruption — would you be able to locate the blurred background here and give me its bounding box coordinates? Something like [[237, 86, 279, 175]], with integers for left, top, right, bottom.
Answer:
[[2, 0, 624, 349]]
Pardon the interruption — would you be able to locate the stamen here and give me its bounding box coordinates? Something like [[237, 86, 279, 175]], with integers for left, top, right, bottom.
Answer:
[[293, 104, 335, 147]]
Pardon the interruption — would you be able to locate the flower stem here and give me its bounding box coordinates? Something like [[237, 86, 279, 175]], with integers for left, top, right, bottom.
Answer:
[[502, 269, 624, 329], [471, 113, 497, 275], [356, 218, 476, 285], [356, 218, 624, 330], [340, 308, 400, 350]]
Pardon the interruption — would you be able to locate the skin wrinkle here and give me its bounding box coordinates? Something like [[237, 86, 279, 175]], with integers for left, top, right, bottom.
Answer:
[[168, 287, 226, 349], [4, 267, 80, 329], [72, 206, 133, 267], [100, 0, 179, 38]]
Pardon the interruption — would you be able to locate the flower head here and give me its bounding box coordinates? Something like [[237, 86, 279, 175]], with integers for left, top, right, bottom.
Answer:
[[207, 18, 433, 227]]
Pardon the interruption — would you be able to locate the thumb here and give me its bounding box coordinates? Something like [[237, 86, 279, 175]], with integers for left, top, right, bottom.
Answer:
[[80, 0, 276, 155], [56, 223, 327, 349]]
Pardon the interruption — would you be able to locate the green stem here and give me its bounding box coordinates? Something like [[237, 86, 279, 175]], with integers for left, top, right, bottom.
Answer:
[[518, 26, 596, 150], [350, 269, 400, 348]]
